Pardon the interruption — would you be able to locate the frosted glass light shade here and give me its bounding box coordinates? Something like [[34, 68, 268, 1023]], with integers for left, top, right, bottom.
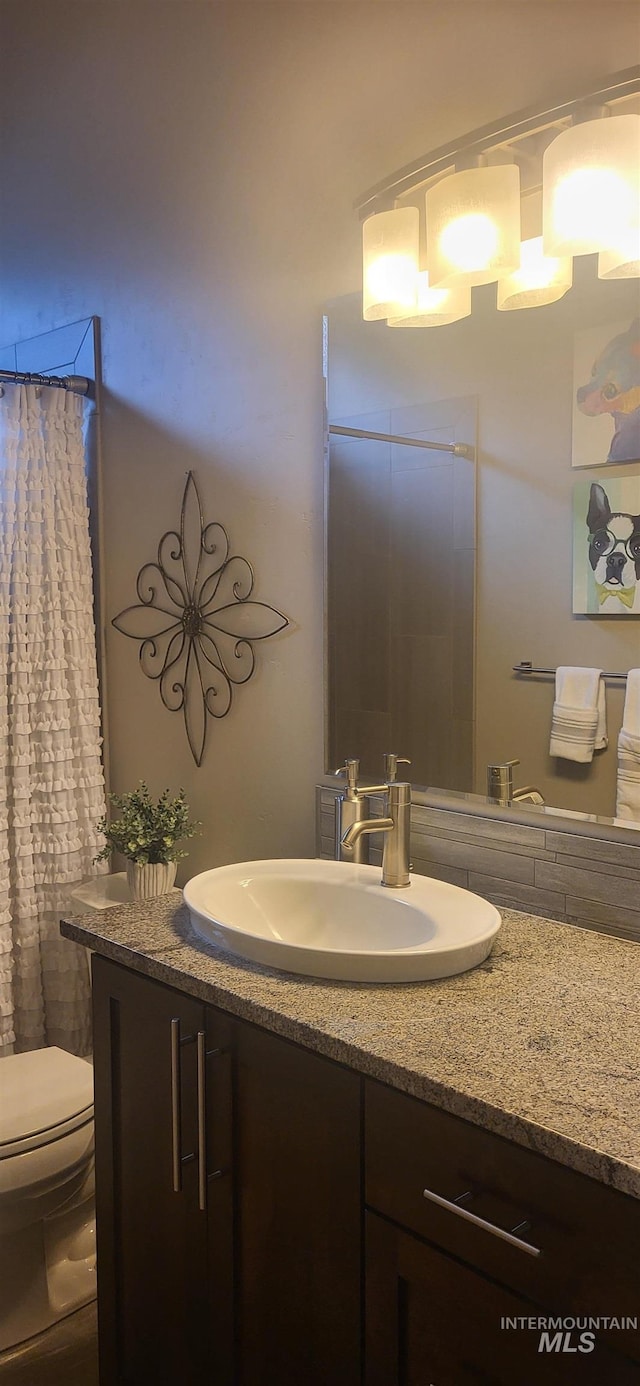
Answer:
[[362, 207, 419, 321], [388, 271, 471, 326], [598, 224, 640, 278], [497, 236, 573, 310], [425, 165, 521, 287], [543, 113, 640, 257]]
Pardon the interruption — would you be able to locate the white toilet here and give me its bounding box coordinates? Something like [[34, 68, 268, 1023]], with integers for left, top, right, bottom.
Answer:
[[0, 1046, 96, 1352]]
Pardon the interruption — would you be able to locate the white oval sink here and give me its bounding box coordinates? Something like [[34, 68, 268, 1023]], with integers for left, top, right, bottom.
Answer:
[[183, 859, 501, 983]]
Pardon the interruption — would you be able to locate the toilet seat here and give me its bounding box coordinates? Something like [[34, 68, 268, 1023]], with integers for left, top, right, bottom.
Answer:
[[0, 1047, 94, 1160], [0, 1107, 94, 1160]]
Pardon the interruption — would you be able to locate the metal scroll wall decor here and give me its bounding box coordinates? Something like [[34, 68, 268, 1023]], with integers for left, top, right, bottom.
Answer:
[[112, 471, 290, 766]]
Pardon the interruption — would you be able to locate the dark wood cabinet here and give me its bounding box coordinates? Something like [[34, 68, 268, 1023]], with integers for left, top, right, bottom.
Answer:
[[364, 1078, 640, 1368], [364, 1078, 640, 1383], [234, 1022, 361, 1386], [92, 958, 233, 1386], [365, 1212, 640, 1386], [92, 957, 361, 1386], [93, 955, 640, 1386]]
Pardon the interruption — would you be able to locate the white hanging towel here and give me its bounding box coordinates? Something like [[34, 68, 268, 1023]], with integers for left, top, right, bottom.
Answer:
[[549, 667, 607, 763], [616, 670, 640, 822]]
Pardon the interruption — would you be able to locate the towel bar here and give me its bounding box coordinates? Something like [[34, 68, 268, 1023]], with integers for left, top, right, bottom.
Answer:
[[513, 662, 628, 680]]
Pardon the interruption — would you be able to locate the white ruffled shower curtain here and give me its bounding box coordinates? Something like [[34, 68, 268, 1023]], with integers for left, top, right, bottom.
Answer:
[[0, 383, 106, 1055]]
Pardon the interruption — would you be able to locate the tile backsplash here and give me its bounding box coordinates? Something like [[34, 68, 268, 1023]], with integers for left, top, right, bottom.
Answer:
[[316, 787, 640, 944]]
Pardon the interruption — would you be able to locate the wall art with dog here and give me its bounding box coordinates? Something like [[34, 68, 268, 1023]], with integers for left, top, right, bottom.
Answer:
[[572, 318, 640, 468], [573, 474, 640, 615]]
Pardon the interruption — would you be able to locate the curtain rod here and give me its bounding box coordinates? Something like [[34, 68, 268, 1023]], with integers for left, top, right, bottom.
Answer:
[[0, 369, 90, 396], [329, 423, 473, 457]]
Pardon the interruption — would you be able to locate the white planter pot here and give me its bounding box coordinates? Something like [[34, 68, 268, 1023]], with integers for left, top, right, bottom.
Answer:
[[126, 860, 177, 901]]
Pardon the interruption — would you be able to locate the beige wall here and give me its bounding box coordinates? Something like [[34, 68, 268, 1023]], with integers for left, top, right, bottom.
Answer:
[[1, 1, 638, 873]]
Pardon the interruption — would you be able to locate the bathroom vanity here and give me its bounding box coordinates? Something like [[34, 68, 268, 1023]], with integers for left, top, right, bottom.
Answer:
[[61, 897, 640, 1386]]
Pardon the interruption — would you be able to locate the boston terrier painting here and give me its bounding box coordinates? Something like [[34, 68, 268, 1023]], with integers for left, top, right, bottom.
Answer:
[[587, 482, 640, 612], [576, 318, 640, 464]]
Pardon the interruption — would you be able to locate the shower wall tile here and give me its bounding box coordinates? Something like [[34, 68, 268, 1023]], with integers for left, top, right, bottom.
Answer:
[[453, 456, 475, 551], [12, 319, 94, 375], [450, 719, 474, 792]]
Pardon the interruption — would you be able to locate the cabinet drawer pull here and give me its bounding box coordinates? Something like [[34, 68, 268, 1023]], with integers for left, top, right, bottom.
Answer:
[[170, 1018, 182, 1193], [422, 1186, 541, 1257]]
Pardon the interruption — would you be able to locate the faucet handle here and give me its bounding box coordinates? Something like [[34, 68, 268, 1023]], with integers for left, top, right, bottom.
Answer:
[[334, 758, 359, 794], [383, 753, 411, 782], [486, 759, 520, 801]]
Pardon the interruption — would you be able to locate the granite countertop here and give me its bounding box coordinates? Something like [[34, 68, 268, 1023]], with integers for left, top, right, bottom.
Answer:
[[61, 898, 640, 1198]]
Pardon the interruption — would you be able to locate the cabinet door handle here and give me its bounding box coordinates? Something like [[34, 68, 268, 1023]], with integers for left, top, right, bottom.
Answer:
[[196, 1032, 226, 1212], [197, 1030, 207, 1212], [422, 1186, 541, 1257], [170, 1017, 182, 1193]]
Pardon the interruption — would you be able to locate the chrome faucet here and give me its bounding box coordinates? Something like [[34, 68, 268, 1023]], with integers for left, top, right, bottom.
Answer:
[[335, 754, 412, 888], [486, 759, 545, 807]]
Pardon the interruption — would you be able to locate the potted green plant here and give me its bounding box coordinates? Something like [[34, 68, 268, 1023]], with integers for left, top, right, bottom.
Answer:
[[95, 783, 200, 901]]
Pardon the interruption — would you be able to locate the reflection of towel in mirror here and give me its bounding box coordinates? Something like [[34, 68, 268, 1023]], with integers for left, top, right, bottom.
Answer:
[[549, 667, 607, 763], [616, 670, 640, 823]]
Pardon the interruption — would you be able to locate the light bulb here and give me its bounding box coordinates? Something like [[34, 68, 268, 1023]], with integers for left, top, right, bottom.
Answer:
[[439, 213, 499, 274]]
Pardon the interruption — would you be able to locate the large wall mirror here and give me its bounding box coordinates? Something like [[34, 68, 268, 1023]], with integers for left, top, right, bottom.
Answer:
[[324, 261, 639, 823]]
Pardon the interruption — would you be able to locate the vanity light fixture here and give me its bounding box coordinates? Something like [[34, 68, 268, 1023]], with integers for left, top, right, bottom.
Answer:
[[387, 270, 472, 327], [357, 67, 640, 328], [542, 113, 640, 258], [425, 162, 521, 288], [496, 235, 573, 311], [597, 226, 640, 280], [362, 206, 420, 320], [496, 187, 573, 311]]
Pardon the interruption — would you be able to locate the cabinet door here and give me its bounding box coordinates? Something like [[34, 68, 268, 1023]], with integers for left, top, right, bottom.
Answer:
[[365, 1212, 639, 1386], [93, 957, 210, 1386], [234, 1022, 362, 1386]]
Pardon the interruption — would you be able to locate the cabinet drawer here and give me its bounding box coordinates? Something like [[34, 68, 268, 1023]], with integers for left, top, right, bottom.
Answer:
[[365, 1080, 640, 1363], [366, 1212, 640, 1386]]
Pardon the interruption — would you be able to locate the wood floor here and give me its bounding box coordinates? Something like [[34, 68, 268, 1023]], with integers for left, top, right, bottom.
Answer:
[[0, 1303, 98, 1386]]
